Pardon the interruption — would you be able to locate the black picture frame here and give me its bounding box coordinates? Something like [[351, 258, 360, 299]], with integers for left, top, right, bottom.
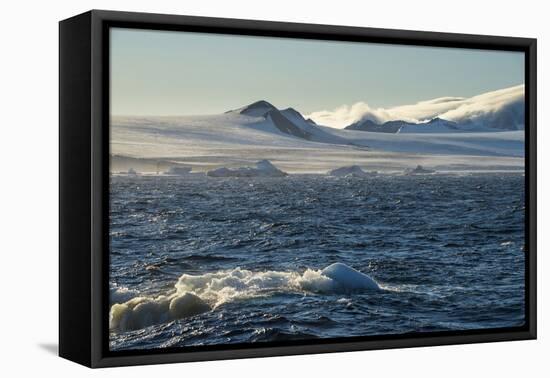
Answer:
[[59, 9, 537, 368]]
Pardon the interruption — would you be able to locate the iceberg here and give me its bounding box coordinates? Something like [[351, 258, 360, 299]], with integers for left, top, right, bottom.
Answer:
[[207, 160, 287, 178], [321, 263, 380, 291], [328, 165, 377, 178], [405, 165, 436, 175]]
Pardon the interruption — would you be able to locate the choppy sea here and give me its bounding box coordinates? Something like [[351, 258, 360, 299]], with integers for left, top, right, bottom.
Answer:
[[109, 173, 525, 351]]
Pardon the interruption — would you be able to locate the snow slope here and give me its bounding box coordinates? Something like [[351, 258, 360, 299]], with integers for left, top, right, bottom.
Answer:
[[326, 126, 524, 157], [225, 100, 349, 144]]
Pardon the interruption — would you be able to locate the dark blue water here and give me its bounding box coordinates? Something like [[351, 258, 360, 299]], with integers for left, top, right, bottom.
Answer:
[[109, 173, 525, 351]]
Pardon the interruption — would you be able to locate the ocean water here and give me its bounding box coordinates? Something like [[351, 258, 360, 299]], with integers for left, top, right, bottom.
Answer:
[[109, 173, 525, 351]]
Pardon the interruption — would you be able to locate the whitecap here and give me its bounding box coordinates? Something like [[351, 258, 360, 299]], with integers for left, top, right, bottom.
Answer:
[[110, 285, 139, 304], [109, 262, 380, 332]]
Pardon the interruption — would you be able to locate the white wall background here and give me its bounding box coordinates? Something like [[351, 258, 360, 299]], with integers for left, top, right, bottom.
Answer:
[[1, 0, 546, 376]]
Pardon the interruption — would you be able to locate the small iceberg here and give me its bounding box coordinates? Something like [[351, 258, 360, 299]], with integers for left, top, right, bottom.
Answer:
[[321, 263, 380, 291], [328, 165, 377, 178], [405, 165, 435, 175], [127, 168, 138, 176], [207, 160, 287, 178], [165, 166, 192, 175]]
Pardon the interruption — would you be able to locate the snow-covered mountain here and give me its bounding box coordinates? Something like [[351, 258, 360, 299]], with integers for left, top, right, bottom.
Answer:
[[226, 100, 349, 145], [347, 117, 461, 134], [347, 119, 411, 133], [231, 100, 277, 117], [398, 118, 461, 134]]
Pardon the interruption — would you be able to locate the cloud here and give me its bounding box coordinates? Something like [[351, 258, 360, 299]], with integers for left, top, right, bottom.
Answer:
[[306, 102, 392, 128], [307, 84, 524, 129]]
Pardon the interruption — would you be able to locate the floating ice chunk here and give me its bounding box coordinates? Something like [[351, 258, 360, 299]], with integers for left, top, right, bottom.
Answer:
[[328, 165, 377, 178], [207, 160, 287, 177], [321, 263, 380, 291], [405, 165, 435, 175], [255, 159, 285, 174]]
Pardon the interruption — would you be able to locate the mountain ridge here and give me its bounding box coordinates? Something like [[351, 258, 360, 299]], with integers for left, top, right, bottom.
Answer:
[[226, 101, 351, 145]]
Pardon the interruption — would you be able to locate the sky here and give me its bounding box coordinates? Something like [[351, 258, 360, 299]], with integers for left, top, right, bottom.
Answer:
[[110, 27, 524, 117]]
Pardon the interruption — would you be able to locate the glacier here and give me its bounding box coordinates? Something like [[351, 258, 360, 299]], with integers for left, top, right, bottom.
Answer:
[[110, 86, 525, 175]]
